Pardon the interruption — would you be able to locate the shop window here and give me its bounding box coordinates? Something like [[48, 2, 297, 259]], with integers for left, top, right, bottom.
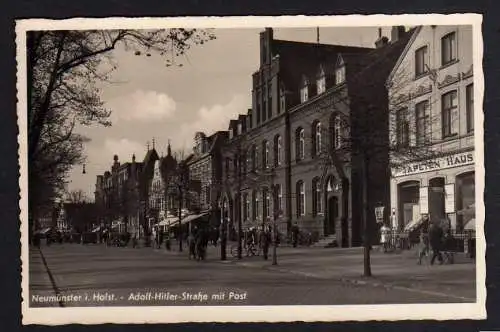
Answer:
[[456, 172, 475, 230]]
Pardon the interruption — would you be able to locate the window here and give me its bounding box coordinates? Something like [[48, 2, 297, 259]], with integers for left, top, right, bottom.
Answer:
[[442, 90, 458, 138], [297, 181, 305, 217], [263, 188, 270, 220], [415, 46, 429, 77], [314, 121, 322, 156], [335, 66, 345, 85], [274, 135, 282, 166], [415, 100, 430, 145], [334, 115, 342, 149], [279, 84, 286, 113], [252, 190, 257, 220], [268, 84, 273, 119], [300, 77, 309, 103], [396, 108, 410, 147], [296, 128, 305, 160], [276, 184, 283, 215], [313, 178, 323, 216], [256, 101, 261, 124], [441, 32, 457, 66], [251, 145, 257, 171], [466, 84, 474, 133], [262, 141, 269, 169], [262, 98, 267, 122], [245, 194, 250, 221], [317, 67, 326, 94]]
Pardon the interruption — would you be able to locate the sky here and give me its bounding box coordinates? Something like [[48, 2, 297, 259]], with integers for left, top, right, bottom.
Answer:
[[68, 26, 393, 199]]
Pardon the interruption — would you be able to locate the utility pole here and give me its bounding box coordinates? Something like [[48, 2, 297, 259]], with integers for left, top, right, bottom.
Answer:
[[362, 152, 371, 277], [220, 199, 227, 260], [178, 188, 183, 252]]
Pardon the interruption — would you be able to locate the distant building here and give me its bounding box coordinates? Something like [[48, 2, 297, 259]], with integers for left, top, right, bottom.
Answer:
[[388, 25, 475, 231], [185, 131, 228, 227], [94, 154, 143, 234], [221, 27, 413, 246]]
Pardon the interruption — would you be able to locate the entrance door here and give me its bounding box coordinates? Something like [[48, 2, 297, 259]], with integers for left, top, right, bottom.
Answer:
[[326, 196, 338, 236]]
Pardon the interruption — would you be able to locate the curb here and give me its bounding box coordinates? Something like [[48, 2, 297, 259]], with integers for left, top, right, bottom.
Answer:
[[218, 258, 475, 302], [37, 248, 65, 307]]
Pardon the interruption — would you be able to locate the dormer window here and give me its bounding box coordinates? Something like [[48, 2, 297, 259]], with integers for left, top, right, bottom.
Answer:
[[335, 66, 345, 85], [317, 66, 326, 95], [300, 76, 309, 103]]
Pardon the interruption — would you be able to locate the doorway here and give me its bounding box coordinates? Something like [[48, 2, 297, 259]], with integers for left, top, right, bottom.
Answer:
[[326, 196, 338, 236]]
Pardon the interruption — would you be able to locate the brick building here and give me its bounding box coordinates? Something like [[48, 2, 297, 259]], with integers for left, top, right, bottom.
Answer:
[[95, 154, 144, 234], [388, 25, 475, 232], [221, 27, 414, 247], [185, 131, 228, 227]]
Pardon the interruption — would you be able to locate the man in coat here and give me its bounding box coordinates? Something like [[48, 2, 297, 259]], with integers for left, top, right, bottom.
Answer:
[[429, 221, 444, 265]]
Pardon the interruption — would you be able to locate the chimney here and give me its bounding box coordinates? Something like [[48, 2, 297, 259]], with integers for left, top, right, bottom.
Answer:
[[391, 26, 406, 43], [260, 28, 273, 66], [374, 27, 389, 48]]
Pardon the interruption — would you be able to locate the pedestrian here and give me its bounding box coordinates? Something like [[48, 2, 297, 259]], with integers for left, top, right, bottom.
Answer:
[[260, 226, 270, 260], [132, 233, 138, 248], [380, 224, 390, 253], [291, 223, 299, 247], [417, 229, 429, 265], [165, 231, 171, 251], [429, 220, 444, 265], [188, 230, 196, 260]]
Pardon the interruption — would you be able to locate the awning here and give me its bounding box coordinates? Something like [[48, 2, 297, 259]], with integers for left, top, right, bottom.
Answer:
[[464, 218, 476, 230], [37, 227, 52, 235], [457, 204, 475, 218], [404, 218, 424, 232], [178, 212, 209, 226]]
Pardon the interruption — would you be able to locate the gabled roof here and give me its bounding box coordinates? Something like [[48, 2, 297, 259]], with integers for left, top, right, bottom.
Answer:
[[386, 26, 423, 85], [270, 39, 373, 92]]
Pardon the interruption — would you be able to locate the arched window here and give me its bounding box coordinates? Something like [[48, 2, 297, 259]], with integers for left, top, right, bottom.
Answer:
[[250, 145, 257, 171], [296, 127, 305, 161], [317, 66, 326, 95], [276, 183, 283, 215], [312, 178, 323, 216], [245, 193, 251, 222], [312, 121, 322, 157], [296, 180, 306, 217], [263, 188, 270, 220], [274, 135, 282, 166], [300, 76, 309, 103], [262, 140, 269, 169], [252, 190, 257, 220], [334, 115, 342, 149]]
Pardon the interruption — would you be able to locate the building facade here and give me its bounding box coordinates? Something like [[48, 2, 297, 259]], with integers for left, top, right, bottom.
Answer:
[[95, 154, 144, 235], [388, 25, 475, 231], [221, 27, 413, 246]]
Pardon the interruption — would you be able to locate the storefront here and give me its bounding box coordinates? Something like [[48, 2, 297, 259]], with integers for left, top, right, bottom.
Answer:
[[390, 150, 475, 231]]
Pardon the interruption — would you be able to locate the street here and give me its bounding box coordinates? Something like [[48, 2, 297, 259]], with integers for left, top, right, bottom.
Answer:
[[29, 242, 476, 307]]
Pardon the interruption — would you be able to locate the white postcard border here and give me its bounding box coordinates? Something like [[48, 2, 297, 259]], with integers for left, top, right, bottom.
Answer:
[[17, 14, 486, 325]]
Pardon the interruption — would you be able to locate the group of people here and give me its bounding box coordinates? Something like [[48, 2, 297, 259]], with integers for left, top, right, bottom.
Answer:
[[379, 216, 456, 265], [188, 226, 210, 261]]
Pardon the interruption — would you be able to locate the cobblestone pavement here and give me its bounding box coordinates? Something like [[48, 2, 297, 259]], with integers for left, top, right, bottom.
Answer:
[[28, 242, 476, 307]]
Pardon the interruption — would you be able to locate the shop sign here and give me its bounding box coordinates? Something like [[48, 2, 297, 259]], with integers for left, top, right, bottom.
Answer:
[[392, 151, 474, 177], [419, 187, 429, 214], [445, 184, 455, 213]]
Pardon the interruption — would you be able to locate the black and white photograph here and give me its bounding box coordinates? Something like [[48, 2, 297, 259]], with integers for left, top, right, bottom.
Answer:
[[18, 15, 485, 324]]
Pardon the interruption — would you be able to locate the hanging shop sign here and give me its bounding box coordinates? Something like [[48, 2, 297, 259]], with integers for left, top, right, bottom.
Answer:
[[374, 206, 385, 224], [392, 151, 474, 177], [419, 187, 429, 214]]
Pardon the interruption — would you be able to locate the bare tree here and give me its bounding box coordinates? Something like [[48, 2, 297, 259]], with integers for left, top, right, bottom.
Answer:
[[66, 189, 89, 203], [27, 29, 216, 242]]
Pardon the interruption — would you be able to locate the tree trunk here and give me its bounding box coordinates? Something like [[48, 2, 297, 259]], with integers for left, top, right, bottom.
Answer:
[[362, 153, 372, 277]]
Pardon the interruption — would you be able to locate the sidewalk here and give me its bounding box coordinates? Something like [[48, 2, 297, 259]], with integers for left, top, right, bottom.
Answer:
[[67, 240, 477, 302]]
